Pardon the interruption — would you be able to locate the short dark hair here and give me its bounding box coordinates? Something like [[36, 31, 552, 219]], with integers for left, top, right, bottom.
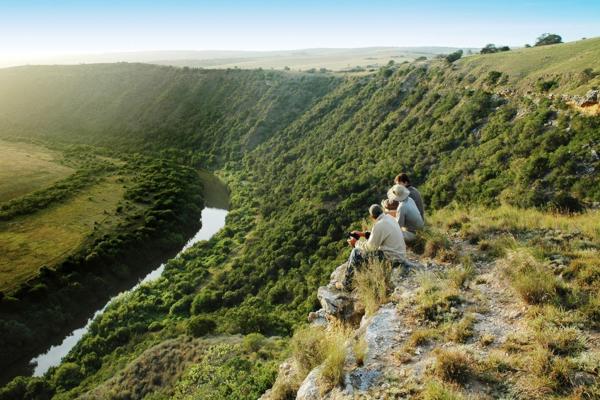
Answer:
[[395, 173, 410, 184], [369, 204, 384, 218]]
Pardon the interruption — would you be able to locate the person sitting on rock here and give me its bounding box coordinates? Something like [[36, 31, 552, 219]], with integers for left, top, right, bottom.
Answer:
[[392, 184, 424, 243], [395, 172, 425, 220], [339, 204, 406, 290]]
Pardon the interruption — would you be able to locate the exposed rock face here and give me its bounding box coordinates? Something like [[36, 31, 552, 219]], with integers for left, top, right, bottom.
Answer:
[[578, 89, 599, 107], [317, 286, 358, 320], [259, 359, 299, 400], [296, 367, 322, 400]]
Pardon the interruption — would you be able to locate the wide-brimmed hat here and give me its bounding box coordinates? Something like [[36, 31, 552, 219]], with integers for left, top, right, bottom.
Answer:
[[388, 184, 410, 202]]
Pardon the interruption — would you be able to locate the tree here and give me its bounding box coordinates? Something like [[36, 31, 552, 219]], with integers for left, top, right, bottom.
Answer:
[[480, 44, 498, 54], [535, 33, 562, 46], [445, 49, 463, 63]]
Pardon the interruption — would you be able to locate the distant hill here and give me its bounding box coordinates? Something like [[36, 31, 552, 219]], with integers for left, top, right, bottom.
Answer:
[[1, 46, 476, 71]]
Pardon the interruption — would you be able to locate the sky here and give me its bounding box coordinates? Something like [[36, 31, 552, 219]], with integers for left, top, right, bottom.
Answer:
[[1, 0, 599, 61]]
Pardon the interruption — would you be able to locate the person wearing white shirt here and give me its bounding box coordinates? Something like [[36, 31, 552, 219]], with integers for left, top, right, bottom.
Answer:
[[342, 204, 406, 289]]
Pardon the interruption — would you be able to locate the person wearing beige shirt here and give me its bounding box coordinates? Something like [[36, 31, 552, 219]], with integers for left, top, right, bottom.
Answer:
[[341, 204, 406, 289]]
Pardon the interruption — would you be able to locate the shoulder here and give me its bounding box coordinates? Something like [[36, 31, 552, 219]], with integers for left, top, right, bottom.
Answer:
[[410, 186, 422, 196]]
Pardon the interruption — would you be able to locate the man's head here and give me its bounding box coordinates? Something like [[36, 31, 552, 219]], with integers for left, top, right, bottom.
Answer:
[[395, 173, 411, 186], [369, 204, 384, 220]]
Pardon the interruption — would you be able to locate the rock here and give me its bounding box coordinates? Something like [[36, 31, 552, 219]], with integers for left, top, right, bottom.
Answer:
[[345, 368, 381, 393], [317, 286, 357, 320], [577, 89, 599, 107], [572, 371, 596, 387], [364, 305, 402, 366], [328, 263, 348, 288], [296, 367, 322, 400], [308, 309, 329, 327], [260, 359, 299, 400]]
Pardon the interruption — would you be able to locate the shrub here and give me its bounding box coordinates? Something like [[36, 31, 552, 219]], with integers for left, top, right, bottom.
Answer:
[[53, 362, 83, 391], [535, 33, 562, 46], [187, 316, 217, 337]]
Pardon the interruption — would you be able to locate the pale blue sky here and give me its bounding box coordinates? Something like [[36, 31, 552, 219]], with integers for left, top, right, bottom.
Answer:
[[1, 0, 598, 59]]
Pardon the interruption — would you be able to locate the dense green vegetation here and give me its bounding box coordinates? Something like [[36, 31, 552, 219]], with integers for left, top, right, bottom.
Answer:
[[0, 39, 598, 399], [0, 145, 204, 380]]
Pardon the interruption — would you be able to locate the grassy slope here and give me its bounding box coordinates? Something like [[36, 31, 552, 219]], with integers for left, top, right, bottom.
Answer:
[[458, 37, 600, 94], [0, 65, 340, 164], [0, 176, 126, 292], [0, 140, 73, 203]]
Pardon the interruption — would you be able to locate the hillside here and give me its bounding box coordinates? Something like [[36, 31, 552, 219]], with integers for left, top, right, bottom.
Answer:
[[0, 39, 599, 399]]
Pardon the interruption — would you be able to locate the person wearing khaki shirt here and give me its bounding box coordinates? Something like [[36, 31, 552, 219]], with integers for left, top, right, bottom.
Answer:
[[341, 204, 406, 289]]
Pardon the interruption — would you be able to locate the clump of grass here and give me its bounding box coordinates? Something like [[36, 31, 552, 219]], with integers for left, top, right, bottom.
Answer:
[[477, 235, 517, 258], [479, 333, 495, 347], [353, 335, 367, 367], [290, 324, 350, 392], [501, 249, 564, 305], [408, 328, 440, 348], [417, 228, 455, 261], [446, 258, 476, 289], [291, 326, 328, 378], [445, 314, 475, 343], [319, 325, 350, 392], [534, 327, 585, 356], [353, 258, 391, 315], [415, 271, 462, 321], [431, 348, 473, 384], [421, 380, 466, 400]]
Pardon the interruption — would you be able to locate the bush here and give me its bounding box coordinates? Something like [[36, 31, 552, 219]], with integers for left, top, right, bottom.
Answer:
[[535, 33, 562, 46], [53, 362, 83, 391], [445, 50, 463, 64], [187, 316, 217, 337]]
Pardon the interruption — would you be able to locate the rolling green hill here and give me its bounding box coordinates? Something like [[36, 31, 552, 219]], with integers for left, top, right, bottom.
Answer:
[[0, 39, 599, 399]]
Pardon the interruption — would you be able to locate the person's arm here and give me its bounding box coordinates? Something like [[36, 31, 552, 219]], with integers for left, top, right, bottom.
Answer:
[[356, 224, 383, 252], [396, 205, 406, 228]]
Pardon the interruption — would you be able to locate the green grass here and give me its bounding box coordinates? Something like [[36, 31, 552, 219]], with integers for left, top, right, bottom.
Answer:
[[0, 139, 74, 203], [457, 37, 600, 95], [0, 175, 127, 292]]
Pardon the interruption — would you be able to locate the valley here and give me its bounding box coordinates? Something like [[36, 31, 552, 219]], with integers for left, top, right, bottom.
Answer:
[[0, 38, 598, 399]]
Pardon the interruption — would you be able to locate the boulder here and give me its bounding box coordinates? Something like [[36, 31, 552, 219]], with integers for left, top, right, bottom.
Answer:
[[363, 304, 403, 366], [296, 367, 322, 400], [317, 286, 357, 320], [576, 89, 599, 107]]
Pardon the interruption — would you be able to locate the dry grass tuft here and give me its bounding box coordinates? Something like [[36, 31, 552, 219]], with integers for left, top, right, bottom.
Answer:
[[353, 258, 392, 315], [431, 348, 473, 384], [500, 249, 563, 305], [421, 380, 466, 400]]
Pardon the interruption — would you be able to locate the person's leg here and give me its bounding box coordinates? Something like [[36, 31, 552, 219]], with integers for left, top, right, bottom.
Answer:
[[402, 229, 417, 242], [343, 247, 365, 289]]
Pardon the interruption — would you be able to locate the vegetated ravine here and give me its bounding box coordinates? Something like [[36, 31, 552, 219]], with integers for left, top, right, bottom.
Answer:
[[0, 38, 599, 399], [30, 200, 228, 378]]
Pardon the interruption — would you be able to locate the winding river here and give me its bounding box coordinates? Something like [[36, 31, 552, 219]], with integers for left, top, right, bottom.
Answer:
[[28, 171, 229, 377]]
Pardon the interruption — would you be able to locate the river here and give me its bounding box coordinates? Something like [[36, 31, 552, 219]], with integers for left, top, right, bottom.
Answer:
[[28, 171, 229, 377]]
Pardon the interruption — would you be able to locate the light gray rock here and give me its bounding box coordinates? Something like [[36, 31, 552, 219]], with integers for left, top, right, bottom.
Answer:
[[317, 286, 356, 320], [345, 368, 381, 393], [364, 305, 403, 366], [296, 367, 322, 400]]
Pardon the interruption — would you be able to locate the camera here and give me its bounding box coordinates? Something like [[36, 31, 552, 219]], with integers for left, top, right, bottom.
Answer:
[[348, 232, 361, 240]]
